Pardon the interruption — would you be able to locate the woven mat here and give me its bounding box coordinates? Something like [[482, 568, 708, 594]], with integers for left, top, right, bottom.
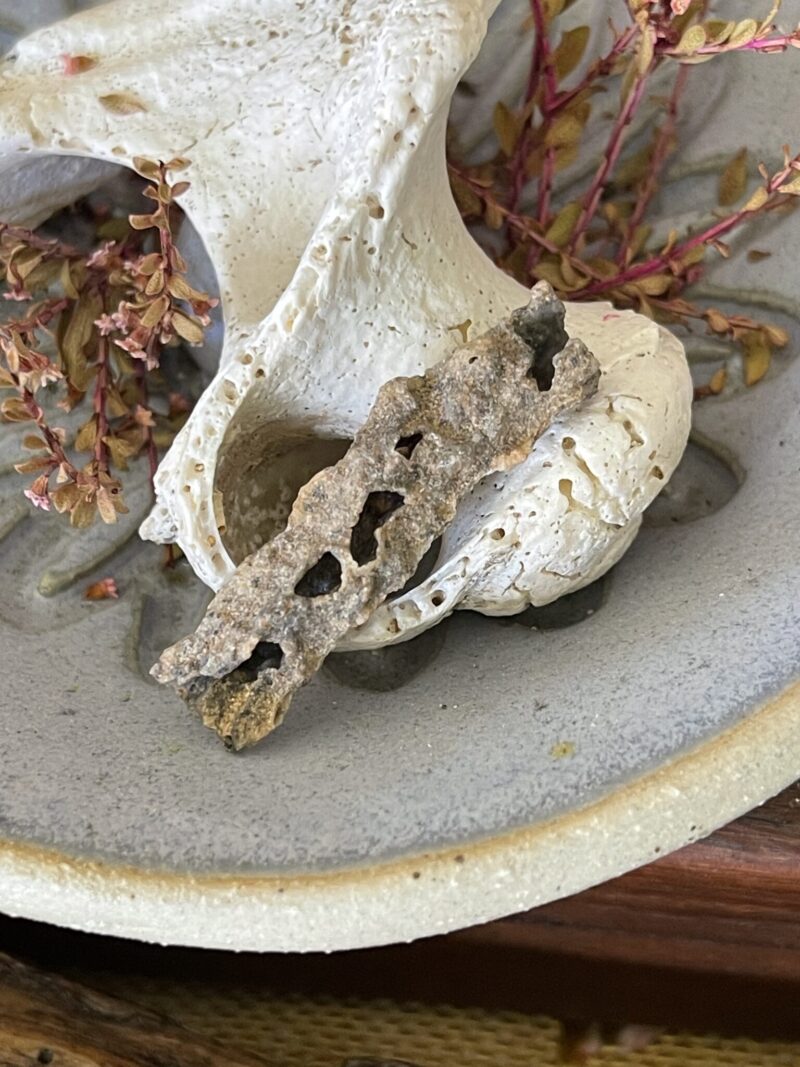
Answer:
[[89, 972, 800, 1067]]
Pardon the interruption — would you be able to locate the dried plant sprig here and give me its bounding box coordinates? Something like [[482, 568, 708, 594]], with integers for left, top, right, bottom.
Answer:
[[449, 0, 799, 393], [0, 158, 218, 526]]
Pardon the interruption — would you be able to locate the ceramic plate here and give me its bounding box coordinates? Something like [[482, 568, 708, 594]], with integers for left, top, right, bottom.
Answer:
[[0, 0, 798, 950]]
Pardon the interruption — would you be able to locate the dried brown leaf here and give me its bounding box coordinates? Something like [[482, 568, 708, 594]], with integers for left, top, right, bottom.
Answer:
[[544, 201, 582, 247], [69, 498, 97, 529], [144, 269, 165, 296], [14, 456, 52, 474], [166, 275, 204, 302], [705, 309, 730, 333], [1, 397, 33, 422], [449, 173, 482, 217], [672, 244, 706, 271], [553, 142, 579, 174], [777, 175, 800, 195], [764, 323, 789, 347], [743, 186, 770, 212], [104, 434, 138, 470], [84, 577, 119, 600], [729, 19, 758, 47], [140, 294, 170, 329], [493, 101, 522, 157], [742, 332, 772, 385], [553, 26, 590, 81], [637, 26, 656, 75], [129, 212, 159, 231], [532, 259, 566, 291], [171, 310, 205, 345], [758, 1, 781, 36], [709, 367, 727, 394], [674, 24, 707, 55], [632, 273, 673, 296], [704, 19, 735, 45], [50, 481, 81, 514], [544, 112, 585, 148], [60, 289, 102, 391], [137, 252, 163, 276], [96, 486, 119, 524], [718, 148, 748, 207], [484, 200, 505, 230], [74, 416, 98, 452], [22, 434, 48, 450], [59, 259, 81, 300]]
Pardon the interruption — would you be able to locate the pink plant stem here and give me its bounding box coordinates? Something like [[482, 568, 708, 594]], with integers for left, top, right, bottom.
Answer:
[[617, 62, 689, 266], [532, 0, 559, 229], [552, 25, 638, 112], [449, 164, 603, 273], [566, 58, 655, 255], [573, 162, 796, 299], [136, 348, 159, 485], [506, 3, 544, 220], [660, 33, 800, 58], [93, 331, 110, 472], [25, 394, 73, 474], [0, 224, 82, 261]]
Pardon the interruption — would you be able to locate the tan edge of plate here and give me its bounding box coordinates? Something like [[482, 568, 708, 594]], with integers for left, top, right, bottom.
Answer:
[[1, 679, 798, 952]]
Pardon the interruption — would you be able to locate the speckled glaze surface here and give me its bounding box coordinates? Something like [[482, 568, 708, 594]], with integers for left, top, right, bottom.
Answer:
[[0, 0, 799, 950]]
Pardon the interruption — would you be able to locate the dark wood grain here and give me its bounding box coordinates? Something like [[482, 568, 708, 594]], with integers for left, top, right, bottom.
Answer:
[[0, 950, 269, 1066], [479, 780, 800, 980], [1, 782, 799, 1040]]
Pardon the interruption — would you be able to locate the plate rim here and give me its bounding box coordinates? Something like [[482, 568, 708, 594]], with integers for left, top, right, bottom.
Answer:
[[1, 676, 798, 952]]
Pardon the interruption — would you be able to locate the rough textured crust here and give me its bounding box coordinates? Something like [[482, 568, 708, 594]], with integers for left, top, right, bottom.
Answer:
[[153, 284, 600, 749]]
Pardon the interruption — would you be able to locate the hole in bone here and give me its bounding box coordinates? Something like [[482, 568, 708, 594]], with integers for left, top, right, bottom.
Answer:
[[394, 432, 423, 459], [366, 194, 385, 219], [350, 491, 405, 565], [431, 590, 445, 607], [651, 465, 665, 480], [231, 641, 284, 683], [295, 552, 343, 597], [214, 415, 351, 565], [623, 419, 645, 447], [490, 528, 506, 541]]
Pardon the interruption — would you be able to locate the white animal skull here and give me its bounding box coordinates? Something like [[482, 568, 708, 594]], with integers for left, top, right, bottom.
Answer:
[[0, 0, 691, 649]]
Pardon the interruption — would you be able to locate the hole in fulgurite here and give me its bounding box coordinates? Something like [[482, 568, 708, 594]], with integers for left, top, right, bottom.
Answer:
[[295, 552, 342, 597], [214, 415, 352, 565], [395, 432, 423, 459], [350, 491, 405, 565], [232, 641, 284, 682]]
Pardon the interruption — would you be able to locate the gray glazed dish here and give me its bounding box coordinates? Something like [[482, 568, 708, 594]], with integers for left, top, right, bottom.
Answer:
[[0, 0, 798, 950]]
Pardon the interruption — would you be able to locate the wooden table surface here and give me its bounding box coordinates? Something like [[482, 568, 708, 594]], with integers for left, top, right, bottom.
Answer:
[[1, 780, 799, 1041]]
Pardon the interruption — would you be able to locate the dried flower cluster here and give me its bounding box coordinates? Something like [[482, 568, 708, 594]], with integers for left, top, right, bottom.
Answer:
[[0, 158, 217, 525], [1, 2, 798, 531], [449, 0, 800, 396]]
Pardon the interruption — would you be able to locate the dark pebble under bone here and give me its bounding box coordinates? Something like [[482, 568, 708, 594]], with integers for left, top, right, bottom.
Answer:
[[153, 283, 600, 749]]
